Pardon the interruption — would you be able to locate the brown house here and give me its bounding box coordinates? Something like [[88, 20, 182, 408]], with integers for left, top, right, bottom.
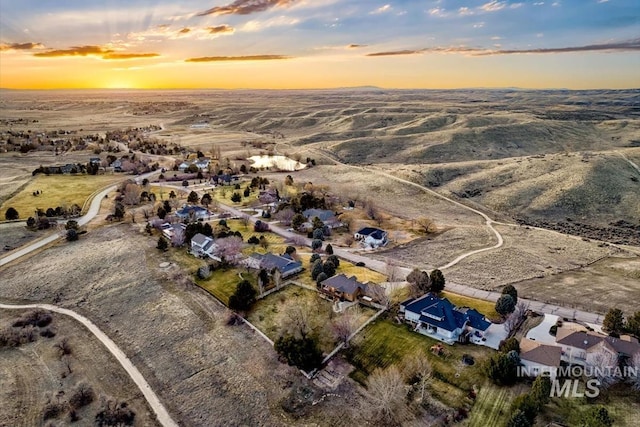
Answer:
[[321, 274, 368, 302]]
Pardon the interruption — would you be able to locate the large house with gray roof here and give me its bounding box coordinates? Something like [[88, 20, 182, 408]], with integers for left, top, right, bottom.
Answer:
[[400, 294, 492, 344], [250, 252, 303, 278]]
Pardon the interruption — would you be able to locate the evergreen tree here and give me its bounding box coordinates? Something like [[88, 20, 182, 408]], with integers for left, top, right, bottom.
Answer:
[[496, 294, 516, 317], [603, 308, 625, 335], [429, 269, 445, 293], [502, 284, 518, 304], [228, 280, 257, 311]]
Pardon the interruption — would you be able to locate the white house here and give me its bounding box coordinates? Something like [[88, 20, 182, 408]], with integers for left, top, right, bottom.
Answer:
[[400, 294, 491, 345], [190, 233, 220, 261], [354, 227, 388, 248]]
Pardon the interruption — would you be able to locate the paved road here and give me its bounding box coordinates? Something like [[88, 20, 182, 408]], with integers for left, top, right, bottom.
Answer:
[[0, 170, 158, 267], [0, 303, 178, 427]]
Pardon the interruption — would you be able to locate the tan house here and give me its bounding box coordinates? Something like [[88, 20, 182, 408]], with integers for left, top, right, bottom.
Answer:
[[321, 274, 368, 302], [519, 338, 563, 379]]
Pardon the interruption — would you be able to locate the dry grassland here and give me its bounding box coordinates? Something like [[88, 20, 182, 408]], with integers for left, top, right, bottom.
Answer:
[[0, 224, 372, 426], [0, 311, 158, 426], [513, 255, 640, 316]]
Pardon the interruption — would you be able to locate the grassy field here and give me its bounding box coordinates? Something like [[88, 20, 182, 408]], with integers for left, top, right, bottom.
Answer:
[[347, 318, 494, 408], [540, 383, 640, 427], [0, 174, 122, 219], [467, 382, 529, 427], [442, 291, 500, 320], [246, 284, 379, 353], [197, 268, 255, 306]]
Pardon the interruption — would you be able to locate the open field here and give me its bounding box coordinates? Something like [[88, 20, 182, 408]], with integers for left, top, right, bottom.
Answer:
[[0, 151, 103, 206], [445, 224, 616, 289], [0, 174, 122, 219], [0, 310, 158, 426], [514, 255, 640, 316]]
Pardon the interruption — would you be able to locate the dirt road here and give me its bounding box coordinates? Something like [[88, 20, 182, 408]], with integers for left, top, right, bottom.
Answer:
[[0, 303, 178, 427]]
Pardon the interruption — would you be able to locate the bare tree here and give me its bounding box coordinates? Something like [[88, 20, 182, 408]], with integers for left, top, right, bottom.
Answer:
[[278, 299, 317, 339], [631, 352, 640, 391], [365, 366, 409, 424], [213, 236, 244, 266], [122, 183, 141, 206], [503, 301, 529, 335], [415, 216, 437, 234], [589, 348, 619, 389], [275, 208, 295, 226], [343, 235, 355, 247], [365, 201, 378, 221], [239, 214, 250, 229], [171, 227, 185, 247], [402, 353, 432, 402], [331, 306, 360, 347], [367, 284, 390, 308], [385, 260, 404, 283]]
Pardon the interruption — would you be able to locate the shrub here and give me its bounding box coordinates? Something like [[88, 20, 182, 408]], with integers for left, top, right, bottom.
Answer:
[[310, 253, 321, 264], [274, 334, 323, 372], [248, 236, 260, 244], [230, 192, 242, 203], [66, 229, 79, 241], [325, 244, 333, 255], [156, 237, 168, 251], [5, 207, 19, 220], [311, 239, 322, 251]]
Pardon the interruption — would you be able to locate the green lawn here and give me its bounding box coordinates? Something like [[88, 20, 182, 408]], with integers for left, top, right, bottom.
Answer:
[[347, 318, 495, 408], [467, 382, 529, 427], [442, 291, 500, 320], [1, 174, 123, 219], [539, 383, 640, 427], [197, 267, 256, 305]]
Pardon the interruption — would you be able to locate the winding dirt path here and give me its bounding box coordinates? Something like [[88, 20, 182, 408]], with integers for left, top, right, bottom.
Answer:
[[0, 303, 178, 427], [311, 149, 505, 269], [1, 169, 177, 426]]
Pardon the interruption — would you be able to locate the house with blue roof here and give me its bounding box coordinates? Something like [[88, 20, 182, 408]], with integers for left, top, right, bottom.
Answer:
[[400, 293, 492, 345], [250, 252, 303, 278], [176, 205, 210, 221], [354, 227, 388, 248]]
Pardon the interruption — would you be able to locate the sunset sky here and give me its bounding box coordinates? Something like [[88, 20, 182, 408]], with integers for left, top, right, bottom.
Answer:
[[0, 0, 638, 89]]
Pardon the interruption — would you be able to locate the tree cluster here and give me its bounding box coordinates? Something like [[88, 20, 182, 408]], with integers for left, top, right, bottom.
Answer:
[[274, 334, 323, 372], [485, 342, 520, 386], [507, 376, 551, 427], [228, 280, 257, 312], [603, 307, 640, 338]]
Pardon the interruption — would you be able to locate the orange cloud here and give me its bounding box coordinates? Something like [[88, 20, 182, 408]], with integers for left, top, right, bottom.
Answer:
[[34, 45, 159, 60], [348, 44, 367, 49], [197, 0, 298, 16], [366, 49, 426, 57], [206, 25, 235, 34], [186, 54, 291, 62], [0, 42, 43, 51], [178, 28, 191, 34]]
